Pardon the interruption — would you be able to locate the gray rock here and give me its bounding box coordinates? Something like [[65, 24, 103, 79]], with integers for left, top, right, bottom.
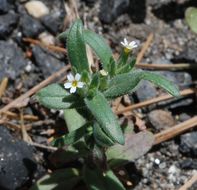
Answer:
[[0, 126, 37, 190], [0, 41, 27, 80], [148, 109, 175, 131], [179, 131, 197, 157], [99, 0, 129, 24], [0, 11, 18, 39], [135, 80, 157, 102], [180, 159, 197, 170], [20, 14, 44, 37], [0, 0, 10, 14], [32, 46, 65, 78], [41, 12, 64, 35], [158, 71, 192, 88]]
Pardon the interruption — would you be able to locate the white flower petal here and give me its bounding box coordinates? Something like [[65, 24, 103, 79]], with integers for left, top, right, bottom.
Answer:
[[124, 38, 128, 45], [75, 73, 81, 81], [120, 41, 125, 46], [77, 82, 84, 88], [64, 82, 72, 89], [70, 86, 76, 93], [67, 73, 74, 82]]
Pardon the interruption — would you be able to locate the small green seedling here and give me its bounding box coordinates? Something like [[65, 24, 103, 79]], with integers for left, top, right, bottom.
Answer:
[[32, 19, 179, 190]]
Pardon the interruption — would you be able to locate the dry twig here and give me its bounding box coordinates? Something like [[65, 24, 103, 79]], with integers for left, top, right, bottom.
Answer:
[[0, 65, 70, 114], [136, 63, 197, 70], [23, 38, 67, 54], [116, 88, 195, 115], [29, 142, 57, 152], [154, 116, 197, 145], [136, 33, 154, 64], [0, 77, 8, 98], [178, 173, 197, 190], [1, 111, 39, 121]]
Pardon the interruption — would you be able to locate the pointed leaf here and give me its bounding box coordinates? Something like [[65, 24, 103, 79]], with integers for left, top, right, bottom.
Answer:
[[83, 29, 113, 71], [52, 126, 85, 147], [30, 168, 81, 190], [107, 131, 154, 167], [104, 70, 179, 99], [85, 92, 125, 145], [93, 122, 115, 147], [83, 167, 126, 190], [64, 108, 87, 132], [67, 19, 89, 73], [36, 84, 75, 109]]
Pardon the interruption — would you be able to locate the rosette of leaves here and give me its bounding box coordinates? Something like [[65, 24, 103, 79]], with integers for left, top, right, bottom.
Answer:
[[34, 19, 179, 190]]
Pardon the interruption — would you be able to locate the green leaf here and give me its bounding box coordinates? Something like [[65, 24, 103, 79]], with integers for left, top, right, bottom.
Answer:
[[89, 73, 100, 89], [85, 92, 125, 145], [64, 108, 87, 132], [57, 30, 69, 43], [83, 29, 114, 71], [117, 50, 129, 67], [93, 122, 115, 147], [30, 168, 81, 190], [52, 126, 86, 147], [83, 167, 126, 190], [107, 131, 154, 167], [67, 19, 89, 73], [104, 70, 179, 99], [107, 57, 116, 77], [185, 7, 197, 33], [142, 72, 180, 96], [36, 84, 74, 109]]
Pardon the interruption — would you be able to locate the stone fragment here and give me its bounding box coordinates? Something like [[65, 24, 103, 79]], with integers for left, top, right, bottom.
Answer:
[[25, 0, 49, 18], [148, 109, 175, 131], [179, 131, 197, 157], [99, 0, 130, 24], [0, 126, 37, 190], [0, 41, 27, 80], [0, 11, 18, 39], [20, 14, 44, 37], [32, 46, 65, 78]]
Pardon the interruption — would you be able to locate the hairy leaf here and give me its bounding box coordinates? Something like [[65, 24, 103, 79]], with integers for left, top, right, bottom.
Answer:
[[83, 167, 126, 190], [36, 84, 74, 109], [64, 108, 86, 132], [52, 126, 85, 147], [30, 168, 81, 190], [104, 70, 179, 99], [85, 92, 125, 145], [67, 19, 89, 73], [83, 29, 114, 71], [93, 122, 115, 147]]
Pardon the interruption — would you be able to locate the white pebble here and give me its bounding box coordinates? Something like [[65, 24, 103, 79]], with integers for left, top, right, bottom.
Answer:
[[25, 63, 32, 72], [39, 32, 55, 45], [168, 165, 177, 174], [25, 1, 49, 18], [154, 158, 160, 165]]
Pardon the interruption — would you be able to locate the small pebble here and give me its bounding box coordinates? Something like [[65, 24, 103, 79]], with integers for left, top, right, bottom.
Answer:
[[25, 0, 49, 18], [168, 165, 177, 174], [154, 158, 160, 165]]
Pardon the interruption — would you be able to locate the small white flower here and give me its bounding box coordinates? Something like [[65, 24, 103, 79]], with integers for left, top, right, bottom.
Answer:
[[64, 73, 84, 93], [120, 38, 138, 52]]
